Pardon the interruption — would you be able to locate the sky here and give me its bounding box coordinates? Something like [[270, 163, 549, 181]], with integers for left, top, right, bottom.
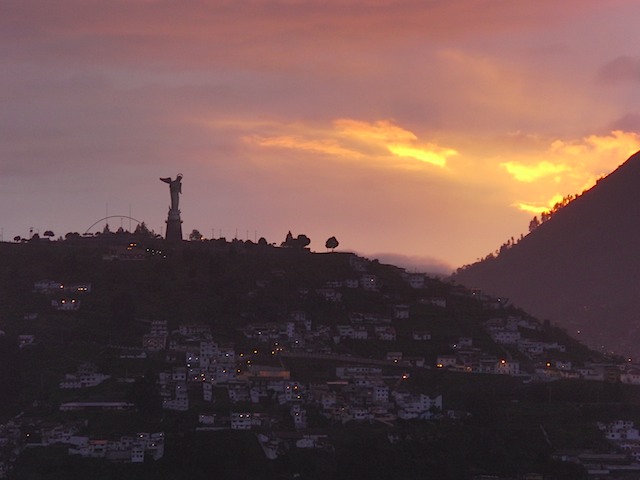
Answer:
[[3, 0, 640, 273]]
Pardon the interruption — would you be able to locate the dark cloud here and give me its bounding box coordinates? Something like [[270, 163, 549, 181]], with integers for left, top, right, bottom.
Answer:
[[610, 113, 640, 132], [597, 56, 640, 84]]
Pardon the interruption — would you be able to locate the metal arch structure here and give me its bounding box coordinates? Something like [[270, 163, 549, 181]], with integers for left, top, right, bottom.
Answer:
[[84, 215, 144, 235]]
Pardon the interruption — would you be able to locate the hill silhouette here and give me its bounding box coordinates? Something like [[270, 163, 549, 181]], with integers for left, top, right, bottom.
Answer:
[[453, 150, 640, 357]]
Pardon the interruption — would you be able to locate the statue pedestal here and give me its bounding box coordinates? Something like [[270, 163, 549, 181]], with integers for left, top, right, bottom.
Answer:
[[165, 209, 183, 242]]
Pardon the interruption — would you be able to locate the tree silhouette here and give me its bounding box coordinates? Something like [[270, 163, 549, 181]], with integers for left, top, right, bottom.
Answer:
[[189, 229, 203, 241], [281, 231, 311, 248], [133, 222, 153, 237], [325, 236, 339, 251], [296, 234, 311, 248]]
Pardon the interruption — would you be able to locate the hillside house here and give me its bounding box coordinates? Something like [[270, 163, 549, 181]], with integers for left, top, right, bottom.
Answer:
[[374, 326, 396, 341], [404, 273, 426, 289], [59, 402, 134, 411], [452, 337, 473, 349], [420, 297, 447, 308], [436, 355, 458, 369], [290, 404, 308, 430], [51, 299, 80, 311], [150, 320, 168, 336], [394, 393, 442, 420], [162, 384, 188, 411], [404, 356, 426, 367], [495, 359, 520, 376], [64, 283, 92, 293], [599, 420, 640, 441], [386, 352, 403, 363], [517, 339, 544, 355], [230, 413, 257, 430], [336, 366, 382, 380], [142, 334, 166, 351], [393, 304, 410, 320], [360, 274, 379, 291], [18, 335, 35, 348], [34, 280, 63, 293], [227, 381, 251, 404], [178, 324, 211, 338], [59, 372, 110, 389], [315, 287, 342, 302], [103, 245, 147, 261], [349, 255, 368, 272], [412, 330, 432, 341], [490, 329, 521, 345], [621, 369, 640, 385]]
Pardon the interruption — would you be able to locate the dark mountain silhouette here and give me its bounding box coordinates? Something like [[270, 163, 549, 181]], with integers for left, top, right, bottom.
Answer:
[[453, 150, 640, 357]]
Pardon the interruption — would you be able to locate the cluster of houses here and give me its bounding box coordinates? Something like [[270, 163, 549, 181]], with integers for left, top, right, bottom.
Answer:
[[11, 253, 640, 475], [65, 432, 164, 463], [33, 279, 92, 312], [550, 420, 640, 478], [485, 316, 566, 356], [0, 416, 163, 478], [103, 316, 448, 459], [432, 315, 640, 384], [34, 420, 163, 464], [0, 416, 27, 478], [59, 363, 110, 389]]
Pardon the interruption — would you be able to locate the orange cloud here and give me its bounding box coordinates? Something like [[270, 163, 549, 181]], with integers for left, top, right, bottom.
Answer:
[[335, 119, 418, 143], [504, 130, 640, 214], [500, 161, 569, 183], [515, 194, 564, 214], [387, 145, 454, 168], [249, 135, 363, 159], [245, 118, 457, 169], [502, 130, 640, 182]]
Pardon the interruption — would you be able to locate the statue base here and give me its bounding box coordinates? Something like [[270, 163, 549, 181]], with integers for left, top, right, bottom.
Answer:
[[165, 209, 183, 242]]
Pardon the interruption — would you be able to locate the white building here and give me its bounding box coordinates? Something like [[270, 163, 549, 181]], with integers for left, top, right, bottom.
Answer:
[[393, 304, 410, 320], [405, 273, 425, 289], [59, 373, 111, 389], [494, 359, 520, 376], [360, 274, 379, 291], [490, 330, 521, 345], [230, 413, 256, 430]]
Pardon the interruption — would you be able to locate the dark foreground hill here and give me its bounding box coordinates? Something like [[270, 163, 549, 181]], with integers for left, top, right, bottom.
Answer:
[[453, 150, 640, 357], [0, 237, 616, 479]]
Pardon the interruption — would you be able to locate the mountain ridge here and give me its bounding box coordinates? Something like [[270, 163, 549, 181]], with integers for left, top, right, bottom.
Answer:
[[453, 150, 640, 356]]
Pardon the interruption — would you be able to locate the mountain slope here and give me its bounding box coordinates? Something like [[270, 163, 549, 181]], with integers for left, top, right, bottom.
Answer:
[[453, 150, 640, 356]]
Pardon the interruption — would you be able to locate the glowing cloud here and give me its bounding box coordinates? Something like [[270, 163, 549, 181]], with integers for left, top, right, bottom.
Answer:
[[246, 118, 456, 169], [334, 119, 418, 143], [551, 130, 640, 158], [387, 145, 454, 167], [502, 131, 640, 183], [515, 194, 564, 214], [249, 135, 363, 159], [335, 119, 456, 167], [504, 131, 640, 214], [500, 161, 569, 183]]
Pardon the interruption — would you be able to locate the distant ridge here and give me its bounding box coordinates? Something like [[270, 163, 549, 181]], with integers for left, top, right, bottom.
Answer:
[[453, 150, 640, 357]]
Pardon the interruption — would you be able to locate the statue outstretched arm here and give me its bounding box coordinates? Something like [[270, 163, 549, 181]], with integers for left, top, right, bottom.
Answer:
[[160, 177, 171, 184]]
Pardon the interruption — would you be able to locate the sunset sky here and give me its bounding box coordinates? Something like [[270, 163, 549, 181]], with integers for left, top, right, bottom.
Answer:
[[3, 0, 640, 272]]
